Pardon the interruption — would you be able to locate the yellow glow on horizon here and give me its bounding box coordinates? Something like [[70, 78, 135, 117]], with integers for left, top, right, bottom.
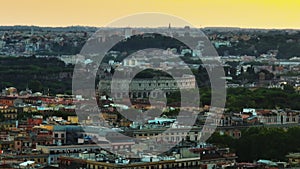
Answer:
[[0, 0, 300, 29]]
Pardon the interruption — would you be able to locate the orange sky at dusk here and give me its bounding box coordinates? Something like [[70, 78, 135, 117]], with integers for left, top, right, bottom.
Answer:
[[1, 0, 300, 29]]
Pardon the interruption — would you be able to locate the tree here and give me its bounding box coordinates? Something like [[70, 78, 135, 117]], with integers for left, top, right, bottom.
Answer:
[[283, 84, 295, 94], [28, 80, 43, 92]]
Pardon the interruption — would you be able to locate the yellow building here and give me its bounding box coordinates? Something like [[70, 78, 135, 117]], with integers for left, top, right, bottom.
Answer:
[[67, 116, 79, 124], [0, 107, 18, 120]]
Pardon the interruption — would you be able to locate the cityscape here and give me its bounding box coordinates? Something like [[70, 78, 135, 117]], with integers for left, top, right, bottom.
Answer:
[[0, 1, 300, 169], [0, 25, 299, 169]]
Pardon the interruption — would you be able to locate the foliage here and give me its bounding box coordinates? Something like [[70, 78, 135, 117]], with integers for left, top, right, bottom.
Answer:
[[214, 31, 300, 59], [207, 127, 300, 162], [164, 86, 299, 111], [0, 56, 73, 94], [225, 87, 300, 112], [162, 109, 180, 117]]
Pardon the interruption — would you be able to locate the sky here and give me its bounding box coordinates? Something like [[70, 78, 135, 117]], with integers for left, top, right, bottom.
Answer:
[[1, 0, 300, 29]]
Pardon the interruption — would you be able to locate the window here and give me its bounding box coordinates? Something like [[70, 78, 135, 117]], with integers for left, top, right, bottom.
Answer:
[[54, 134, 58, 137], [61, 134, 65, 138]]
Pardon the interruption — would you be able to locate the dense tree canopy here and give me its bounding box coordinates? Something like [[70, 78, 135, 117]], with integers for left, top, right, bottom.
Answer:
[[214, 31, 300, 59], [208, 127, 300, 162], [0, 56, 73, 94], [226, 87, 300, 112]]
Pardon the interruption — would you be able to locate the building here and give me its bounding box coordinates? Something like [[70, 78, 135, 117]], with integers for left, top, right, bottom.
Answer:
[[99, 75, 196, 99], [36, 144, 103, 164], [256, 109, 299, 125], [59, 141, 237, 169], [14, 136, 32, 153], [286, 153, 300, 167], [1, 153, 49, 166], [0, 107, 18, 120], [60, 156, 236, 169]]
